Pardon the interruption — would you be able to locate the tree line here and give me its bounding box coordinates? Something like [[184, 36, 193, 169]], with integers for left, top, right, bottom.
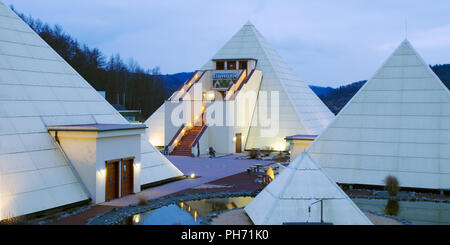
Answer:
[[12, 6, 167, 121]]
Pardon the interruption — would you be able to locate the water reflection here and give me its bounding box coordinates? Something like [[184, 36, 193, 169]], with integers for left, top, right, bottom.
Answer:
[[384, 199, 399, 216], [123, 196, 253, 225], [123, 196, 449, 225], [353, 198, 450, 225]]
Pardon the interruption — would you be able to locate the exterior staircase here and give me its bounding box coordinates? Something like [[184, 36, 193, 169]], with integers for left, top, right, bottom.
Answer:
[[171, 126, 204, 156]]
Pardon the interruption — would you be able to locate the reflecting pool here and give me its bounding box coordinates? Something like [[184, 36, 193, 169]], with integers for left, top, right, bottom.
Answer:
[[352, 198, 450, 225], [122, 196, 253, 225], [122, 196, 450, 225]]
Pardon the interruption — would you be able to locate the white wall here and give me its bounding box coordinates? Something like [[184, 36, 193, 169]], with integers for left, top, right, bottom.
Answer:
[[96, 134, 142, 203], [52, 133, 97, 200], [53, 130, 143, 204], [144, 104, 165, 147]]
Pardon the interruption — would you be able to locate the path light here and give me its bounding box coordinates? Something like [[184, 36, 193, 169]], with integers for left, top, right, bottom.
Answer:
[[133, 214, 140, 224], [267, 167, 275, 180], [190, 173, 196, 179], [98, 168, 106, 177]]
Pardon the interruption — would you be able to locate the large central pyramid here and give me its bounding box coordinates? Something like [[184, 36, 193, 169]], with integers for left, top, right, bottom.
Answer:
[[308, 40, 450, 190], [202, 22, 334, 150], [0, 1, 182, 219]]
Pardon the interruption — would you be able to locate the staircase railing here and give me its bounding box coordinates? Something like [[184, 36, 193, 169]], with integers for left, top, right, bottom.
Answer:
[[229, 69, 256, 100], [224, 70, 246, 100], [169, 70, 205, 101], [181, 71, 206, 101], [191, 124, 208, 148], [167, 124, 186, 155]]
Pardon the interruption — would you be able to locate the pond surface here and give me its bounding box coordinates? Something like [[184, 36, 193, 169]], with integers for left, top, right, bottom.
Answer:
[[122, 196, 450, 225], [352, 198, 450, 225], [122, 196, 253, 225]]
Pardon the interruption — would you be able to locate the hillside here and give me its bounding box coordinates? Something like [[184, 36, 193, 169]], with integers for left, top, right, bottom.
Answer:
[[162, 72, 194, 94], [311, 67, 450, 115], [310, 81, 367, 115]]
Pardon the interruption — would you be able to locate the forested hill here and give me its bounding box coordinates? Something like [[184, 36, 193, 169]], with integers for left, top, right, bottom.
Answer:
[[431, 64, 450, 89], [13, 7, 170, 121], [311, 65, 450, 115]]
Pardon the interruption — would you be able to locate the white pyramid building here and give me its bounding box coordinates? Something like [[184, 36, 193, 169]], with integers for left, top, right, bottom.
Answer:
[[244, 152, 372, 225], [202, 22, 334, 150], [0, 1, 182, 219], [308, 40, 450, 190]]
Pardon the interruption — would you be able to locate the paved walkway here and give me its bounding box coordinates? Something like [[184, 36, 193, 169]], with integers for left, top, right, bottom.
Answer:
[[99, 154, 272, 207]]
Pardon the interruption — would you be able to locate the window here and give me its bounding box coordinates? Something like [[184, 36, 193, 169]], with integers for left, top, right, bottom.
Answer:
[[216, 61, 225, 70], [227, 60, 236, 70], [239, 60, 248, 70]]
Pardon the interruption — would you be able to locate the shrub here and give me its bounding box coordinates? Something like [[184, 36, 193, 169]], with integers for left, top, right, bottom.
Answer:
[[384, 199, 399, 216], [384, 175, 400, 196]]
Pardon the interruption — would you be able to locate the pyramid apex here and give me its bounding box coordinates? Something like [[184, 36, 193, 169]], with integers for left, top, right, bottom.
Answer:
[[244, 20, 254, 26], [401, 38, 412, 45]]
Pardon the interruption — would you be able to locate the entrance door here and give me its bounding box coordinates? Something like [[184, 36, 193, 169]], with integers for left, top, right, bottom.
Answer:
[[105, 160, 119, 201], [121, 158, 134, 197], [235, 133, 242, 153]]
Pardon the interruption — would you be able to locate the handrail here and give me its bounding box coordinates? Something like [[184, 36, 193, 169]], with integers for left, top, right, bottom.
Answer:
[[180, 70, 206, 101], [168, 71, 198, 101], [167, 124, 185, 150], [191, 124, 208, 147], [225, 70, 246, 100], [230, 69, 256, 100]]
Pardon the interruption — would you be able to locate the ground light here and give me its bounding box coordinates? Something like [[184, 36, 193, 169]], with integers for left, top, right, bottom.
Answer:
[[189, 173, 196, 179]]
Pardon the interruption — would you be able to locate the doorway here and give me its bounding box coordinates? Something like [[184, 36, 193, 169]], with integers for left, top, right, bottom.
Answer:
[[105, 160, 119, 201], [121, 158, 134, 197], [235, 133, 242, 153]]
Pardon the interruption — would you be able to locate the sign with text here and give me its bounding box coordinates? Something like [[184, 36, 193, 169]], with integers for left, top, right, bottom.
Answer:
[[212, 71, 239, 90]]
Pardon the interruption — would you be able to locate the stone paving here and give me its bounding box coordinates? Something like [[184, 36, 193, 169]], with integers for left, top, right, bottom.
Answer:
[[98, 154, 272, 207]]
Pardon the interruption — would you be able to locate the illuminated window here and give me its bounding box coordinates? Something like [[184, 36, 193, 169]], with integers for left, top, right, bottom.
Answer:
[[227, 60, 236, 70]]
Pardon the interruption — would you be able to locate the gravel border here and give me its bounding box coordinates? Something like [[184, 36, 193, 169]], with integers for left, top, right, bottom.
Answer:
[[362, 209, 412, 225]]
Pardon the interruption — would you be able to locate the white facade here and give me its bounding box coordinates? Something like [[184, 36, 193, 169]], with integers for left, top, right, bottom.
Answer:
[[0, 2, 183, 220], [48, 125, 145, 204], [203, 22, 334, 151], [308, 40, 450, 190], [244, 152, 372, 225], [145, 22, 333, 154]]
